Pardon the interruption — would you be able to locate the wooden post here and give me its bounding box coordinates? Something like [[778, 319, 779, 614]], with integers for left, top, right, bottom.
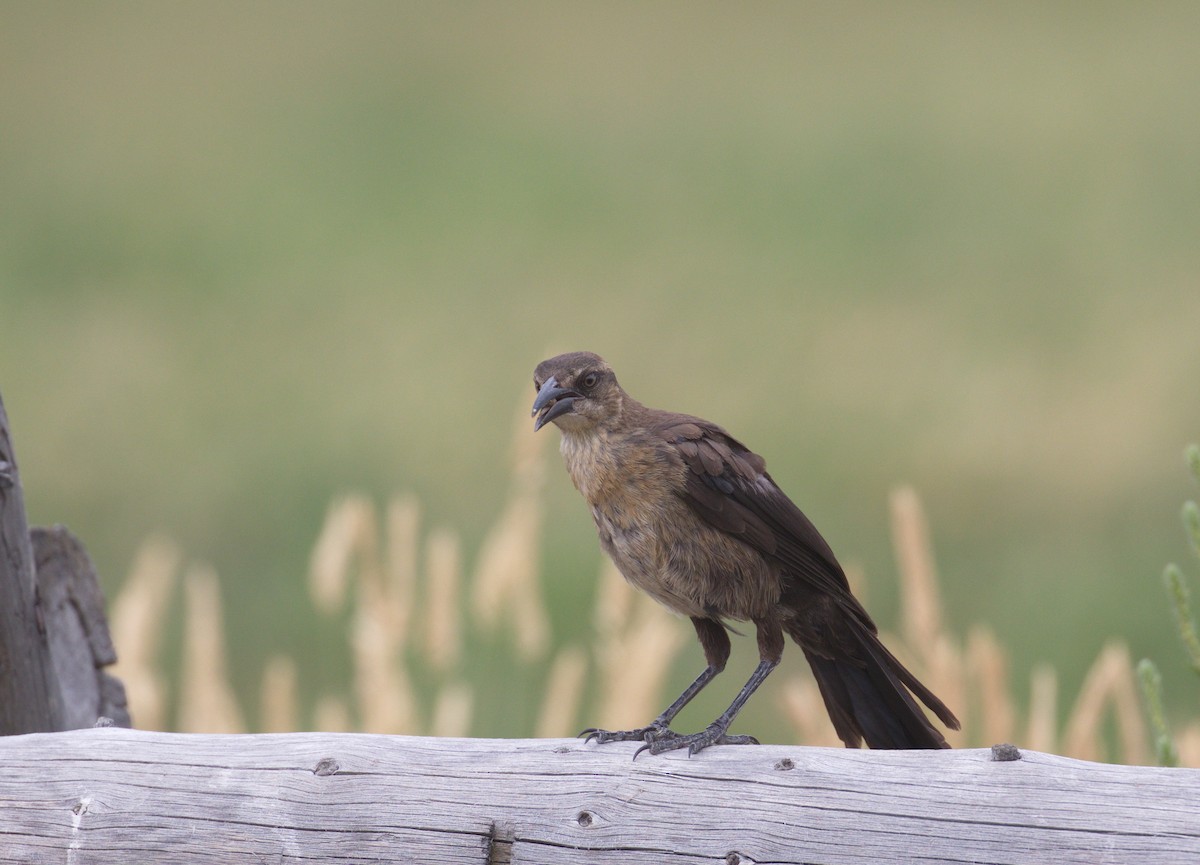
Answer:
[[0, 392, 128, 734], [0, 393, 62, 734], [31, 526, 131, 729], [0, 729, 1197, 864]]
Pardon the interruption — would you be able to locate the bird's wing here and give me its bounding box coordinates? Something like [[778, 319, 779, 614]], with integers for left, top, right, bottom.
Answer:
[[658, 417, 866, 611]]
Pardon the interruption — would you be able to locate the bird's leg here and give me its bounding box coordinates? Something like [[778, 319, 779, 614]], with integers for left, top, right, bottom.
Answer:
[[581, 617, 729, 746], [581, 663, 720, 744], [639, 658, 777, 756], [639, 619, 783, 757]]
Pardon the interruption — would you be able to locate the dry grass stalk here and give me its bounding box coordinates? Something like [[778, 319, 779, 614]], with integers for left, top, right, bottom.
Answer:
[[591, 561, 633, 690], [310, 493, 418, 735], [1177, 722, 1200, 769], [313, 696, 352, 732], [592, 561, 686, 730], [593, 557, 634, 637], [423, 527, 463, 673], [595, 610, 684, 731], [349, 494, 420, 734], [928, 633, 967, 748], [109, 534, 180, 730], [886, 488, 970, 747], [385, 494, 420, 643], [351, 595, 417, 734], [430, 682, 473, 738], [536, 645, 589, 738], [260, 654, 298, 733], [471, 491, 550, 660], [177, 563, 245, 733], [1063, 641, 1148, 764], [509, 385, 547, 494], [967, 625, 1016, 746], [779, 677, 844, 747], [1026, 663, 1058, 754], [510, 538, 552, 662], [470, 397, 551, 662], [309, 494, 379, 615], [470, 496, 525, 631], [889, 486, 943, 666]]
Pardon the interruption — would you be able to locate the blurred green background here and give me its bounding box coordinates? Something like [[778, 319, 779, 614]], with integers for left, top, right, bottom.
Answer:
[[2, 3, 1199, 738]]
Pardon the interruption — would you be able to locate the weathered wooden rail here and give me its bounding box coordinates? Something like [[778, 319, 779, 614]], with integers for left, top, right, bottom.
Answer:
[[3, 368, 1198, 863], [0, 728, 1197, 864]]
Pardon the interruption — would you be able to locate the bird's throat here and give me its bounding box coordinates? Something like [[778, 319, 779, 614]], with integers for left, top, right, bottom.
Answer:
[[559, 428, 617, 503]]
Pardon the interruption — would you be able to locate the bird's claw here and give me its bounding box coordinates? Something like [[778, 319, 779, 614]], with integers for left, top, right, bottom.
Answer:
[[579, 721, 672, 746], [581, 720, 759, 758], [639, 725, 759, 758]]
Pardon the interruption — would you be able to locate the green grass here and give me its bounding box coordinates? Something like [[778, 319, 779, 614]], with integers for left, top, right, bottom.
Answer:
[[2, 3, 1200, 734]]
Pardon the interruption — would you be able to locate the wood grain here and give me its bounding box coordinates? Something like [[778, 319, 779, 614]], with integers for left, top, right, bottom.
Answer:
[[0, 728, 1196, 864], [31, 526, 130, 729]]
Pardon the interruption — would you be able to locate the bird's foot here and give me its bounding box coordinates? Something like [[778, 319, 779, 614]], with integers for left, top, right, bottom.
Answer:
[[634, 723, 759, 758], [580, 719, 673, 746]]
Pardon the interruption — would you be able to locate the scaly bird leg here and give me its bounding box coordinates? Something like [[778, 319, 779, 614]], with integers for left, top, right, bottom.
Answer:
[[637, 658, 778, 758], [581, 663, 721, 745], [582, 616, 732, 749]]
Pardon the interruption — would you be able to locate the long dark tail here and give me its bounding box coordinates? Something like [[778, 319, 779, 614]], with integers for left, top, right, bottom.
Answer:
[[794, 617, 960, 749]]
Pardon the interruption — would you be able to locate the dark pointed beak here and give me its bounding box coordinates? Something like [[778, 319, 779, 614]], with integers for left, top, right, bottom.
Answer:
[[532, 376, 582, 431]]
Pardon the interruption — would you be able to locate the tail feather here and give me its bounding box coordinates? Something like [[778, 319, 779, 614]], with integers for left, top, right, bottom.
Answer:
[[797, 619, 960, 750]]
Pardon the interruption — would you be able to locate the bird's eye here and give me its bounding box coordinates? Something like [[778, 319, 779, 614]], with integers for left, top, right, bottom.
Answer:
[[581, 372, 599, 390]]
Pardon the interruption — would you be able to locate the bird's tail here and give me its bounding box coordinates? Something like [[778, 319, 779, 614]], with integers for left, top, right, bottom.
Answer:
[[794, 616, 960, 749]]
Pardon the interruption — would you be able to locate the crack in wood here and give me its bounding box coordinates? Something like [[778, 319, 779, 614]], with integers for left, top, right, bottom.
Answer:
[[513, 834, 712, 861], [486, 821, 514, 865]]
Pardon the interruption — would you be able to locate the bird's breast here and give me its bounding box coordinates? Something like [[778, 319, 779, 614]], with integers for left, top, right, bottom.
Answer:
[[559, 429, 674, 507], [559, 430, 695, 605], [557, 428, 776, 620]]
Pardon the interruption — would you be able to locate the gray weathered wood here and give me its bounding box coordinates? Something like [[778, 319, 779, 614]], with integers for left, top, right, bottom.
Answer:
[[31, 526, 131, 729], [0, 729, 1196, 864], [0, 394, 62, 734]]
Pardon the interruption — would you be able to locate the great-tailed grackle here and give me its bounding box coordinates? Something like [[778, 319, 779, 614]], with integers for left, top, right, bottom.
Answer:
[[532, 351, 960, 756]]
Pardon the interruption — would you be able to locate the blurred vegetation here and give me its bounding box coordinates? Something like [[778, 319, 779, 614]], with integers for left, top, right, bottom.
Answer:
[[1140, 445, 1200, 766], [107, 436, 1189, 764], [2, 4, 1199, 738]]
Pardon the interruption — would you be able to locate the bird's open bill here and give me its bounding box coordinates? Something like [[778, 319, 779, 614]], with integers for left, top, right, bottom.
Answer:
[[531, 376, 581, 431]]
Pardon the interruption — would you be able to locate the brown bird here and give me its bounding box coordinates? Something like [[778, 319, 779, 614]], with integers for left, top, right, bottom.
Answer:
[[532, 351, 959, 756]]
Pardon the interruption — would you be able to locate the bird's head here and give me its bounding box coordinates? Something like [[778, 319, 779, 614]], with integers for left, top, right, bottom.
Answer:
[[531, 351, 622, 433]]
